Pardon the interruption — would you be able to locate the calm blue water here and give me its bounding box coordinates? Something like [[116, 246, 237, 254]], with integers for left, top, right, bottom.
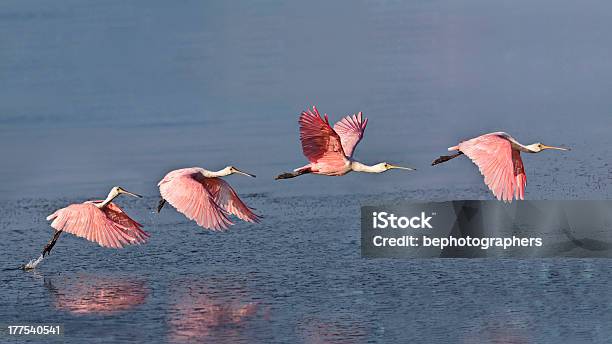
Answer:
[[1, 1, 611, 343]]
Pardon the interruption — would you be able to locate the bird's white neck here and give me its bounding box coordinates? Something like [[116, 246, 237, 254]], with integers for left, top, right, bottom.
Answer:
[[97, 189, 120, 208], [508, 138, 539, 153], [200, 167, 232, 178], [351, 161, 386, 173]]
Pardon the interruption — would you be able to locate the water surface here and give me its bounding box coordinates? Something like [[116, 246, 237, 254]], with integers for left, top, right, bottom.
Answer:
[[1, 1, 611, 343]]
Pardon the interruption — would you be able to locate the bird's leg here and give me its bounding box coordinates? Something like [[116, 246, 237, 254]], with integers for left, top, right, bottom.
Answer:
[[432, 151, 464, 166], [274, 172, 300, 180], [157, 197, 167, 213], [274, 168, 311, 180], [42, 230, 62, 257]]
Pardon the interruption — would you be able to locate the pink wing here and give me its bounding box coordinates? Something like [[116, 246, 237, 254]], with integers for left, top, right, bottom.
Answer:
[[458, 133, 527, 202], [299, 106, 348, 169], [512, 150, 527, 200], [333, 112, 368, 158], [159, 170, 233, 230], [102, 202, 150, 243], [203, 178, 261, 223], [47, 202, 149, 248]]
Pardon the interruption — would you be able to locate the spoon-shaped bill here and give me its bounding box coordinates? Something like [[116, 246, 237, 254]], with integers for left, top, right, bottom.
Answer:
[[231, 167, 256, 178], [118, 188, 143, 198], [389, 164, 416, 171], [542, 144, 570, 151]]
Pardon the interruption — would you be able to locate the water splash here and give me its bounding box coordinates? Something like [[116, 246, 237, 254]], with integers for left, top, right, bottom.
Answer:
[[22, 254, 45, 270]]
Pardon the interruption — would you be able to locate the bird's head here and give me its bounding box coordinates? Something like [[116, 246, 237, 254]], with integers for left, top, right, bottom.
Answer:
[[226, 166, 256, 178], [375, 162, 416, 173], [524, 142, 570, 153], [110, 186, 142, 198]]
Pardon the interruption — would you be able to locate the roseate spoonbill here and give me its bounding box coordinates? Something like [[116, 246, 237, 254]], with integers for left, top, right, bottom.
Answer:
[[432, 132, 569, 202], [157, 166, 260, 230], [41, 186, 148, 257], [275, 106, 414, 179]]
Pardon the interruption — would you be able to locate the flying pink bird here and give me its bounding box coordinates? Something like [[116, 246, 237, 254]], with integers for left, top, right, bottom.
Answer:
[[432, 132, 569, 202], [157, 166, 260, 230], [275, 106, 414, 179], [40, 186, 148, 258]]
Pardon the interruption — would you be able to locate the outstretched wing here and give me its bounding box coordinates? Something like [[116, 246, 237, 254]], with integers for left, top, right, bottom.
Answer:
[[203, 178, 261, 223], [159, 171, 233, 230], [333, 112, 368, 158], [102, 202, 150, 244], [299, 106, 348, 169], [47, 203, 148, 248], [458, 133, 527, 202]]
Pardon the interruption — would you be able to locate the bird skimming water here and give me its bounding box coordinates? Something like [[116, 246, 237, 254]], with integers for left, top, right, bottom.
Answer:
[[157, 166, 260, 230], [275, 106, 414, 179], [23, 186, 149, 270], [432, 132, 569, 202]]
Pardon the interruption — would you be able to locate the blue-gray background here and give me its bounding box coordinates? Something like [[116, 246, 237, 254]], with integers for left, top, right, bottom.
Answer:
[[1, 1, 611, 343]]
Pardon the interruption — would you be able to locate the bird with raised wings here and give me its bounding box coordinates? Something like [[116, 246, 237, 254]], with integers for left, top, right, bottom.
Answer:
[[39, 186, 148, 259], [275, 106, 414, 179], [432, 132, 569, 202], [157, 166, 260, 230]]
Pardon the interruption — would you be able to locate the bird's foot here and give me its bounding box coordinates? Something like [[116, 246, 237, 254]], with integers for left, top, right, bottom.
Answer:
[[432, 152, 464, 166], [41, 247, 52, 258], [40, 230, 62, 258], [275, 172, 298, 180], [157, 198, 166, 213]]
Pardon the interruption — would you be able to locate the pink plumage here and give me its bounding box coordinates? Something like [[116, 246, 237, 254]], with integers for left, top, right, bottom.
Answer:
[[333, 111, 368, 158], [46, 201, 149, 249], [457, 133, 527, 202], [276, 106, 414, 179], [299, 106, 348, 170], [158, 167, 260, 230], [297, 106, 368, 175], [203, 178, 261, 224]]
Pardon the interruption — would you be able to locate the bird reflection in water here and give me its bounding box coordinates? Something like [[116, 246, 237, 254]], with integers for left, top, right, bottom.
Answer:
[[167, 279, 265, 343], [44, 275, 148, 315]]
